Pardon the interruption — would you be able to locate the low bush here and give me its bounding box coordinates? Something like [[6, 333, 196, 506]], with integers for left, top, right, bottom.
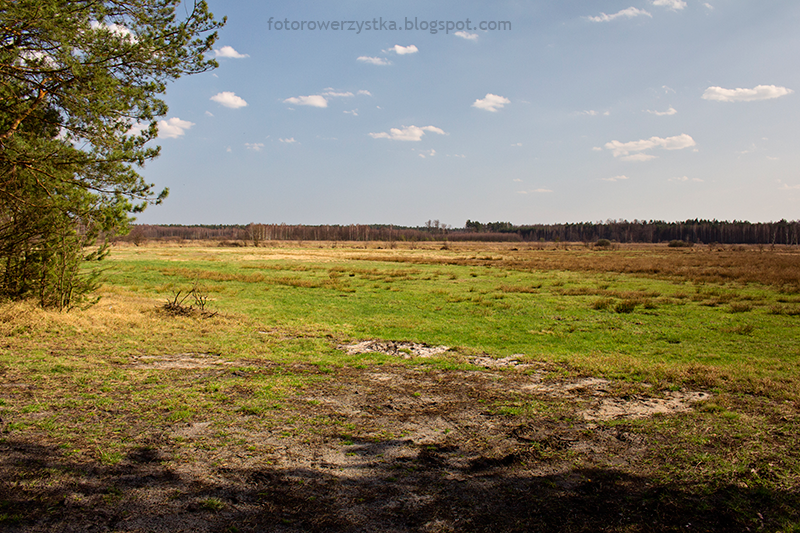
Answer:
[[614, 299, 638, 313], [591, 297, 614, 310]]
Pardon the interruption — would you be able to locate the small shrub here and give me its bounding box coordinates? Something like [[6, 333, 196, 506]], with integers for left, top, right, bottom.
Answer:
[[728, 302, 752, 313], [595, 239, 612, 248], [591, 297, 614, 310], [614, 299, 638, 313], [161, 285, 217, 318], [668, 240, 694, 248]]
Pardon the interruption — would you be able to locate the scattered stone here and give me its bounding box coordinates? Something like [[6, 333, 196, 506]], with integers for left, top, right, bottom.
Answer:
[[582, 391, 712, 421], [339, 340, 449, 358]]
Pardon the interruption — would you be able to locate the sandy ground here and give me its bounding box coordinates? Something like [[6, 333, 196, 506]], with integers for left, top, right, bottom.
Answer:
[[1, 344, 738, 533]]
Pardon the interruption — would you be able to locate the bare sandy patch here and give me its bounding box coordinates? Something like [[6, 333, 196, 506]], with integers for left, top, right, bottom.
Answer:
[[339, 340, 450, 358], [131, 353, 233, 369]]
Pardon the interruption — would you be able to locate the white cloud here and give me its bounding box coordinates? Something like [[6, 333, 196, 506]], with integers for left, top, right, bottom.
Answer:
[[779, 182, 800, 190], [210, 91, 248, 109], [455, 31, 478, 41], [226, 146, 232, 153], [602, 175, 630, 182], [245, 143, 264, 151], [517, 189, 553, 194], [204, 111, 214, 117], [19, 50, 57, 68], [511, 143, 522, 147], [157, 117, 194, 139], [283, 95, 328, 108], [513, 178, 523, 182], [343, 109, 358, 116], [323, 90, 354, 98], [90, 21, 134, 40], [369, 125, 446, 141], [214, 45, 248, 58], [739, 143, 758, 155], [418, 149, 436, 158], [702, 85, 793, 102], [472, 93, 510, 112], [126, 122, 148, 137], [620, 154, 658, 162], [592, 147, 603, 151], [587, 7, 652, 22], [605, 133, 696, 158], [386, 44, 418, 55], [647, 107, 677, 116], [653, 0, 686, 10], [357, 90, 372, 96], [279, 138, 296, 144], [670, 176, 704, 182], [704, 3, 714, 9], [580, 110, 610, 116], [357, 56, 390, 65]]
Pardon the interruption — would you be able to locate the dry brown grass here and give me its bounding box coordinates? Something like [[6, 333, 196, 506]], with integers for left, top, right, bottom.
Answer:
[[160, 267, 266, 283], [498, 284, 541, 293], [348, 243, 800, 289]]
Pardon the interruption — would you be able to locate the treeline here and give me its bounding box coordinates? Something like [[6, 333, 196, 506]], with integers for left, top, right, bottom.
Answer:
[[464, 219, 800, 245], [509, 219, 800, 245], [120, 219, 800, 245], [122, 223, 521, 244]]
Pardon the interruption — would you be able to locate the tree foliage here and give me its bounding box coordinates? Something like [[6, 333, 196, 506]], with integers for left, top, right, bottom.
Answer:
[[0, 0, 224, 309]]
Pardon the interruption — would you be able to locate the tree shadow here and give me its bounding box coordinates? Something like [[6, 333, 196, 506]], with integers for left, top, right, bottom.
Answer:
[[1, 437, 797, 532]]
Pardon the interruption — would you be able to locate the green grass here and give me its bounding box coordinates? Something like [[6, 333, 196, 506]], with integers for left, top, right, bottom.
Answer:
[[0, 243, 798, 531], [69, 246, 798, 398]]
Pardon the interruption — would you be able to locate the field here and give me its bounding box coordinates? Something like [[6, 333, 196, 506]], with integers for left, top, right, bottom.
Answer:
[[1, 241, 799, 532]]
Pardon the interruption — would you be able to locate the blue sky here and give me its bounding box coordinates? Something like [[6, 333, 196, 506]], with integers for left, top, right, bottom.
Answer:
[[136, 1, 800, 227]]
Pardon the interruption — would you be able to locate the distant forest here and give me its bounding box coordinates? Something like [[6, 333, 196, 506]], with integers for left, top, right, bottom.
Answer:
[[119, 219, 800, 245]]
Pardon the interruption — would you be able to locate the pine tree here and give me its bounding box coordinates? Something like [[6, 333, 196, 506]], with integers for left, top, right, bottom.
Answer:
[[0, 0, 224, 309]]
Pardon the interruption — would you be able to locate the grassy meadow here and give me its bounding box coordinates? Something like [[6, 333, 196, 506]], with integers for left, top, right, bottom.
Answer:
[[1, 241, 799, 531], [71, 241, 800, 392]]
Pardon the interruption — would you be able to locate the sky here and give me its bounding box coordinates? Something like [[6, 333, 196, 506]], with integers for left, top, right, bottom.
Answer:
[[135, 0, 800, 227]]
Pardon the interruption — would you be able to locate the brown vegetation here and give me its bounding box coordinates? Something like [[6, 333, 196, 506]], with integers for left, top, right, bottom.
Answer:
[[348, 242, 800, 290]]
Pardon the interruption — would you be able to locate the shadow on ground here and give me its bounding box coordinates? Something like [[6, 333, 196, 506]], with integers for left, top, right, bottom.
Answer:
[[2, 437, 797, 533]]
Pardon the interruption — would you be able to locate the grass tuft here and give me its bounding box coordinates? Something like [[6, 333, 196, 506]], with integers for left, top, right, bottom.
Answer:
[[614, 299, 639, 313]]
